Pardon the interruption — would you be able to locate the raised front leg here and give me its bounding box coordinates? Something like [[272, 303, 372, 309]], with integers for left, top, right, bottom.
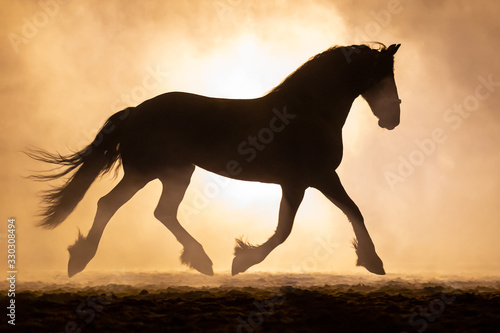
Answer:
[[232, 184, 305, 275], [313, 171, 385, 275]]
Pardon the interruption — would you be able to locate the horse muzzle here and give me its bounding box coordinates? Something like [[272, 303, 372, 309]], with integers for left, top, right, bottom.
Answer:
[[378, 118, 399, 130]]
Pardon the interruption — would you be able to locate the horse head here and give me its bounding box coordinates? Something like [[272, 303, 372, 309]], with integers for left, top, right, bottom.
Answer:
[[361, 44, 401, 130]]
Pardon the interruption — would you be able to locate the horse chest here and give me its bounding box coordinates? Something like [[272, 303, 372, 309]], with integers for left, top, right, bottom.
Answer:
[[295, 123, 343, 168]]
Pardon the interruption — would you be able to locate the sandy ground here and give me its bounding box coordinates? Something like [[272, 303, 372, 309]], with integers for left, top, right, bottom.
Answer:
[[1, 272, 499, 332]]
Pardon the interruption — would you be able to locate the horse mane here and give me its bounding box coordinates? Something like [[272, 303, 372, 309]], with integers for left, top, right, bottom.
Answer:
[[269, 43, 388, 94]]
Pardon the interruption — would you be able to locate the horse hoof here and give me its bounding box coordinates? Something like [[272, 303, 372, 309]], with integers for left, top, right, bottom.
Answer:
[[68, 259, 87, 278], [364, 264, 386, 275], [180, 245, 214, 276], [357, 254, 386, 275], [231, 250, 265, 276], [193, 262, 214, 276], [353, 240, 385, 275], [68, 249, 94, 277], [231, 256, 249, 276], [67, 235, 96, 277]]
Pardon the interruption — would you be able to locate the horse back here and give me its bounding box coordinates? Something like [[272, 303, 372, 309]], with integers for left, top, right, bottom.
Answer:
[[121, 92, 342, 184]]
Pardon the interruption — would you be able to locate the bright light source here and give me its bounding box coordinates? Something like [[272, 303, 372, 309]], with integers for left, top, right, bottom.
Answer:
[[201, 35, 270, 98]]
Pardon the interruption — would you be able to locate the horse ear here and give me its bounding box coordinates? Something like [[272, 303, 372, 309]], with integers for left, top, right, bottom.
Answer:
[[387, 44, 401, 55]]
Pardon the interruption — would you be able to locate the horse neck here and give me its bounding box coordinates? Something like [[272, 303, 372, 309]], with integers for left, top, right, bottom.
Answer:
[[267, 79, 360, 130]]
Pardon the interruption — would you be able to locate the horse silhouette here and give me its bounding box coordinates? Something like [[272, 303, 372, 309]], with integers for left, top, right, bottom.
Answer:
[[29, 43, 402, 277]]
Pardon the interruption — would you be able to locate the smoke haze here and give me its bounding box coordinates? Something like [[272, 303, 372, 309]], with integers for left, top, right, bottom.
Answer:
[[1, 0, 499, 281]]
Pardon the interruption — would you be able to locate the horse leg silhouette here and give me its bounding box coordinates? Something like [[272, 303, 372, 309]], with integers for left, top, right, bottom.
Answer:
[[314, 171, 385, 275], [232, 184, 305, 275], [154, 166, 214, 276], [67, 172, 150, 277]]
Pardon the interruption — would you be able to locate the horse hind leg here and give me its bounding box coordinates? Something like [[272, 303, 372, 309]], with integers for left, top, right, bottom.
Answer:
[[154, 166, 214, 276], [67, 172, 149, 277]]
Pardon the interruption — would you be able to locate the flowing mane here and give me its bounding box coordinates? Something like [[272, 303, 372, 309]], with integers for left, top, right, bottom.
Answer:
[[270, 43, 389, 94]]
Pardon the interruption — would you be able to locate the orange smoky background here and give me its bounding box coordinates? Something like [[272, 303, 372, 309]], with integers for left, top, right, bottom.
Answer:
[[1, 0, 499, 280]]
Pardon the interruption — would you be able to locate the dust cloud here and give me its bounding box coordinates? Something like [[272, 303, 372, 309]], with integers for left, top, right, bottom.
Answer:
[[1, 0, 499, 282]]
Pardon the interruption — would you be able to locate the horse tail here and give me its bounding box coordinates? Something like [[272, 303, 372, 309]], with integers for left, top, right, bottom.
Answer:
[[27, 108, 132, 229]]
